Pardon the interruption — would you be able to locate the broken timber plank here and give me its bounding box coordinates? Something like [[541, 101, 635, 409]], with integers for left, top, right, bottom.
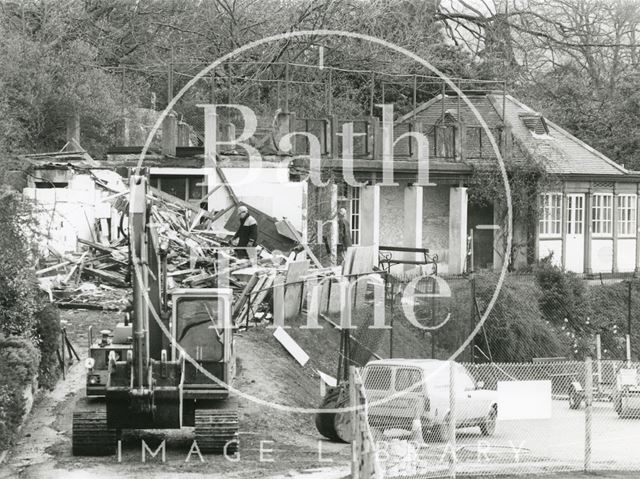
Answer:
[[36, 261, 71, 276], [284, 260, 309, 320], [83, 267, 128, 287], [277, 219, 322, 269], [273, 327, 309, 366]]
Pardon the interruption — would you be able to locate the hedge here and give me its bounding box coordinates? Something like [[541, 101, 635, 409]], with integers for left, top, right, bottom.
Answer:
[[34, 304, 61, 390], [0, 337, 40, 450]]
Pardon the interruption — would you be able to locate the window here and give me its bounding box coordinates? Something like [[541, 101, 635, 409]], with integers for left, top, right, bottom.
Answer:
[[364, 366, 392, 391], [150, 175, 206, 202], [175, 298, 224, 361], [618, 195, 637, 237], [35, 182, 69, 189], [539, 193, 562, 237], [349, 186, 360, 245], [592, 193, 613, 236], [567, 195, 584, 235], [395, 368, 423, 392]]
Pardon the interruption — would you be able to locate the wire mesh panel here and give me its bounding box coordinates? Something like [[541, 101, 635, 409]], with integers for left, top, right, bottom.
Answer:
[[358, 360, 599, 477], [590, 359, 640, 470]]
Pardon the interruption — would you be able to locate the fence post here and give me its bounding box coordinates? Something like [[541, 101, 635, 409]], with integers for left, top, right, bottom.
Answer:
[[584, 356, 592, 472], [449, 360, 457, 479], [350, 366, 359, 479], [60, 328, 66, 380]]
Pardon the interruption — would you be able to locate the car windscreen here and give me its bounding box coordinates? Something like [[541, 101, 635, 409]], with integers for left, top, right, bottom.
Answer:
[[364, 366, 392, 391], [395, 368, 423, 392]]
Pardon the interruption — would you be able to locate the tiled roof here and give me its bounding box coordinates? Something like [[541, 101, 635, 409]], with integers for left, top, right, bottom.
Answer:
[[487, 94, 627, 176], [396, 94, 504, 127], [398, 92, 629, 177]]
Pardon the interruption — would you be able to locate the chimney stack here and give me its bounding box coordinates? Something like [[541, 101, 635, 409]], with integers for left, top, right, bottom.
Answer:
[[66, 110, 81, 150]]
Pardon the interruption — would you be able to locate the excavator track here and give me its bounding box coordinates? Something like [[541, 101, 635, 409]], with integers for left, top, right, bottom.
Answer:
[[194, 409, 239, 454], [72, 409, 117, 456]]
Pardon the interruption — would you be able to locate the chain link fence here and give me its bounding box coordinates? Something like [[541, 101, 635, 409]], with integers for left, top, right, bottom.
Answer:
[[352, 357, 640, 478], [344, 266, 640, 477]]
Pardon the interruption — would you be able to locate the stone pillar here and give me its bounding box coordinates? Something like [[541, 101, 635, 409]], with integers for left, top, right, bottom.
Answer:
[[200, 105, 217, 167], [117, 117, 130, 147], [360, 185, 380, 258], [330, 183, 338, 265], [449, 187, 468, 274], [177, 121, 191, 147], [161, 112, 177, 157], [404, 185, 423, 266]]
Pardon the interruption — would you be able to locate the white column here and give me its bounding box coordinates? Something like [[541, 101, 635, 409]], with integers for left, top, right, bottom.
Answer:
[[404, 185, 423, 267], [198, 104, 217, 167], [449, 187, 468, 274], [330, 183, 338, 265], [360, 185, 380, 258]]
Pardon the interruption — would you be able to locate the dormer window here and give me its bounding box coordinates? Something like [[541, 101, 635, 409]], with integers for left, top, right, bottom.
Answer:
[[519, 113, 548, 135]]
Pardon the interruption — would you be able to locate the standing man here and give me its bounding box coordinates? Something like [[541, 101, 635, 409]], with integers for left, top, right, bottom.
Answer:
[[337, 207, 352, 265], [232, 205, 258, 259]]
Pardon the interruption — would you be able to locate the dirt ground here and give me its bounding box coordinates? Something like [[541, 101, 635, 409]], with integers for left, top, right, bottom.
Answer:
[[0, 309, 351, 479]]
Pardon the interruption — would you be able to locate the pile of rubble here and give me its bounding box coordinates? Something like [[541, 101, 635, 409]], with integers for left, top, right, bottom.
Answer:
[[37, 187, 318, 319], [37, 238, 130, 311], [37, 185, 380, 332]]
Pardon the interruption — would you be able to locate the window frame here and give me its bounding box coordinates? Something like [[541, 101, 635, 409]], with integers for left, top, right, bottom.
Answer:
[[566, 194, 584, 236], [149, 174, 206, 202], [538, 192, 563, 238], [349, 186, 361, 245], [617, 194, 637, 238], [591, 193, 614, 238]]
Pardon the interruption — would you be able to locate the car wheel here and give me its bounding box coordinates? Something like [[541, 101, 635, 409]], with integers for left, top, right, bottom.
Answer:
[[480, 406, 497, 436], [614, 394, 623, 417], [568, 390, 582, 410], [423, 415, 451, 443]]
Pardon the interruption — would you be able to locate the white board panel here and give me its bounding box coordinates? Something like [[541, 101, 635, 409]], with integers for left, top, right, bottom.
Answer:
[[592, 238, 613, 273], [538, 239, 562, 266], [617, 238, 636, 273], [273, 326, 309, 366], [497, 380, 551, 420]]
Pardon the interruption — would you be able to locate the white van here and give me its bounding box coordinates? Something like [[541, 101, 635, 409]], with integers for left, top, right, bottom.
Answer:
[[362, 359, 497, 441]]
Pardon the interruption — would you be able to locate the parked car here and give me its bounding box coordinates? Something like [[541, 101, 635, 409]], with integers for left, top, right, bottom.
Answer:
[[362, 359, 497, 441]]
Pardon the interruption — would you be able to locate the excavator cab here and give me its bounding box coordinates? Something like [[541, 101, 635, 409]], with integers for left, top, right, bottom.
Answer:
[[172, 288, 236, 399]]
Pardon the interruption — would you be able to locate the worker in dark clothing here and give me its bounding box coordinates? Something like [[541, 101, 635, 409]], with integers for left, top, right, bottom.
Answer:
[[232, 205, 258, 259], [337, 207, 352, 265]]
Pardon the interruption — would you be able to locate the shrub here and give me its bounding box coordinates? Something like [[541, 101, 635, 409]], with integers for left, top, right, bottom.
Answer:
[[473, 272, 568, 362], [584, 280, 640, 360], [0, 337, 39, 450], [34, 304, 61, 389], [534, 260, 588, 331]]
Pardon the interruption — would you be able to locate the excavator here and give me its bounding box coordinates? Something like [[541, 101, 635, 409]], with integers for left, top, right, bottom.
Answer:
[[72, 173, 239, 456]]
